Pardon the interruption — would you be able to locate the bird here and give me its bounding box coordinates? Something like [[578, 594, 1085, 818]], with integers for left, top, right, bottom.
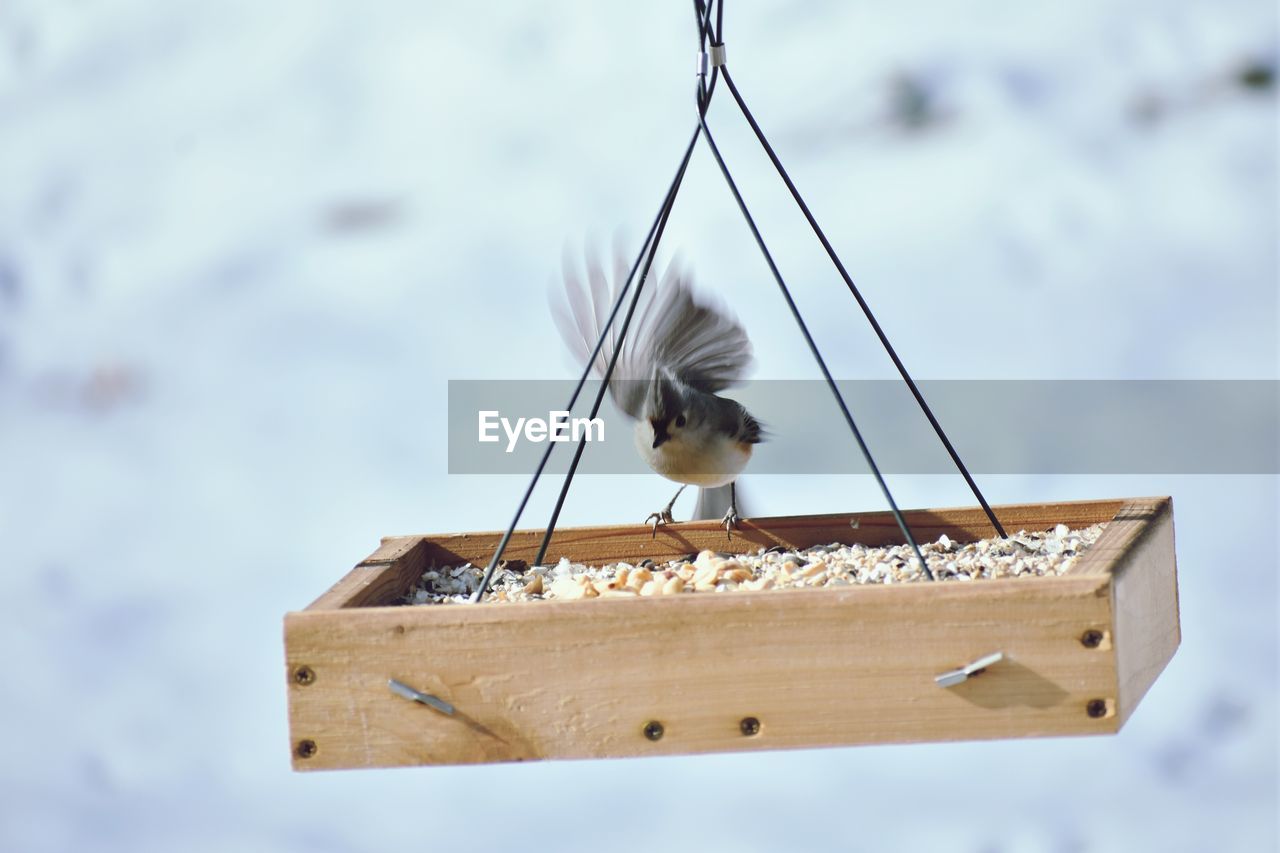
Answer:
[[551, 242, 764, 537]]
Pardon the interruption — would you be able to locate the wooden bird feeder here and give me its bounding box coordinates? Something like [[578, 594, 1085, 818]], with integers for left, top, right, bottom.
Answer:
[[283, 496, 1179, 770], [282, 3, 1186, 772]]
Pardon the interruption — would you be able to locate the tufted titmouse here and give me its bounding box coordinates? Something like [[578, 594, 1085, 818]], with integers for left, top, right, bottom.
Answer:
[[552, 244, 764, 536]]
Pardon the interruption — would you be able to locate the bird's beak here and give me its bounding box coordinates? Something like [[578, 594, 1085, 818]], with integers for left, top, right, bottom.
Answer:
[[651, 420, 669, 449]]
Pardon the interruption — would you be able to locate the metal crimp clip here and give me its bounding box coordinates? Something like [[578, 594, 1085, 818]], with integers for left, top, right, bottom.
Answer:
[[388, 678, 455, 715], [934, 651, 1004, 688], [697, 44, 727, 77]]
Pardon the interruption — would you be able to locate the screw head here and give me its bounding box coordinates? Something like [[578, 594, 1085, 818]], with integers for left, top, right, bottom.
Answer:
[[643, 720, 664, 741], [295, 739, 318, 759], [293, 666, 316, 686], [1086, 698, 1108, 719], [740, 716, 761, 736], [1080, 630, 1105, 649]]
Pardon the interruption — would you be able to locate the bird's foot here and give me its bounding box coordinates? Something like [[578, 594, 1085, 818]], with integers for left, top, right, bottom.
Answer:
[[721, 506, 741, 541], [645, 508, 676, 539]]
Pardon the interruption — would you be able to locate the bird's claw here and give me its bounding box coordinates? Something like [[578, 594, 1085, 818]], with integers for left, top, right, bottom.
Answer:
[[645, 508, 676, 539], [721, 507, 741, 541]]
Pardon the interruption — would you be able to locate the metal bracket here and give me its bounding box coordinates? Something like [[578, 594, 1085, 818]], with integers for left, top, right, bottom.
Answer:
[[388, 678, 455, 715], [935, 651, 1004, 688]]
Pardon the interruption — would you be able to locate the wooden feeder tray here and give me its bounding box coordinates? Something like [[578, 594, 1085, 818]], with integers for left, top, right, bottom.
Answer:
[[283, 496, 1179, 770]]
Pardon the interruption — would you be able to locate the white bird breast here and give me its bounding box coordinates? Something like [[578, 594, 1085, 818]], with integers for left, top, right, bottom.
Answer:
[[633, 419, 750, 488]]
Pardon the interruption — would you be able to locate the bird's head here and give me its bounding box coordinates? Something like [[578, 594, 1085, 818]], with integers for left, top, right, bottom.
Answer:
[[646, 375, 690, 449]]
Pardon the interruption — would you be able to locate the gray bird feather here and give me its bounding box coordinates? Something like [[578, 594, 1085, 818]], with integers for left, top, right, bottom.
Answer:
[[551, 243, 756, 420]]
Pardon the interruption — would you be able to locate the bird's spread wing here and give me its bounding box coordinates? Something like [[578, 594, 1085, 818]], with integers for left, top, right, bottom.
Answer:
[[550, 243, 648, 418], [632, 259, 754, 395], [552, 243, 754, 419]]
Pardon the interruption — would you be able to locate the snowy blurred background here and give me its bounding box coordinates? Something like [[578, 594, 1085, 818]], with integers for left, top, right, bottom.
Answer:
[[2, 1, 1276, 851]]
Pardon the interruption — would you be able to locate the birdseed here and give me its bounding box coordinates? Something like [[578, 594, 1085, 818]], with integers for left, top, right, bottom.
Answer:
[[404, 522, 1108, 605]]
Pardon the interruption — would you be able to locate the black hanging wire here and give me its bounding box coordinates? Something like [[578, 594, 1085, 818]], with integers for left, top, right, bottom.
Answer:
[[692, 0, 934, 580], [472, 4, 722, 600], [474, 0, 1016, 597], [471, 136, 693, 602], [714, 67, 1007, 538], [529, 189, 673, 568], [529, 1, 723, 569]]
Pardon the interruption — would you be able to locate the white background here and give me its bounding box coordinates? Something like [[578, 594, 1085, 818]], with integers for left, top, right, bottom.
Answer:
[[2, 2, 1276, 851]]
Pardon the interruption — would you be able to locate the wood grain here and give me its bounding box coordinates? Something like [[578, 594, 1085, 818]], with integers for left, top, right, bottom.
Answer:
[[306, 537, 433, 611], [284, 497, 1179, 770], [287, 574, 1115, 769], [1108, 500, 1180, 725], [1065, 497, 1169, 577], [306, 497, 1132, 611]]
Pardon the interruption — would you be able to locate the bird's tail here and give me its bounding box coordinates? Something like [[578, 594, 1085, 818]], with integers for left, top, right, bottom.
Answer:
[[693, 483, 747, 521]]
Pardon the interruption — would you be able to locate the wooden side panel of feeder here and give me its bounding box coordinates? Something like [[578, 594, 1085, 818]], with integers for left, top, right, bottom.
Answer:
[[1065, 497, 1180, 725], [283, 497, 1178, 770]]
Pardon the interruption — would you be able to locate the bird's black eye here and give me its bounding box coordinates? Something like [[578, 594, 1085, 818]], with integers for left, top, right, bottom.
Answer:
[[675, 414, 686, 428]]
